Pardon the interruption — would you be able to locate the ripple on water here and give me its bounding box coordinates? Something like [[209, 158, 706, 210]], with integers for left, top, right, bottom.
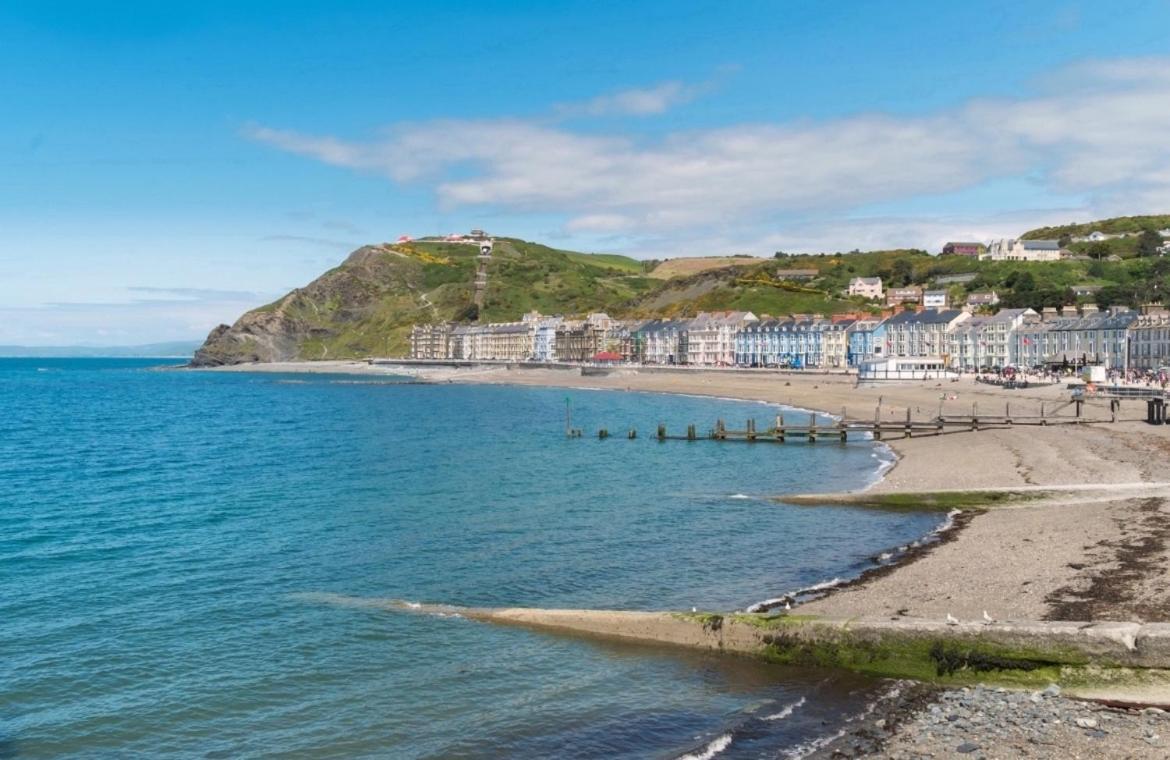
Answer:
[[1, 359, 945, 758]]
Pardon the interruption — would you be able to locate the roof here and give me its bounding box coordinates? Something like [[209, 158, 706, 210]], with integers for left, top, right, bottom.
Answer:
[[924, 290, 948, 297], [850, 276, 882, 285], [884, 309, 966, 326], [1022, 239, 1061, 250], [936, 273, 978, 284]]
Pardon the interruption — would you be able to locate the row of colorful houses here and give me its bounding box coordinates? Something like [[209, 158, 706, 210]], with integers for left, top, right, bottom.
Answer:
[[409, 304, 1168, 371]]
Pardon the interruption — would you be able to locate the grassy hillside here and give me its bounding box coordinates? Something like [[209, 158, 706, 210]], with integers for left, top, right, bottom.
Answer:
[[194, 216, 1170, 365], [1020, 215, 1170, 240]]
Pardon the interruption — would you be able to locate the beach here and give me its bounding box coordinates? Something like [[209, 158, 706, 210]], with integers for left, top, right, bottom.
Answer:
[[206, 360, 1170, 755]]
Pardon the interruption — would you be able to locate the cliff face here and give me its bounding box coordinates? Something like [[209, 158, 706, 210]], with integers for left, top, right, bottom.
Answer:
[[190, 239, 660, 366], [191, 245, 436, 366]]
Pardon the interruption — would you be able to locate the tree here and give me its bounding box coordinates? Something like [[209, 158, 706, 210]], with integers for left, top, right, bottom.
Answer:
[[1087, 242, 1112, 260], [1086, 260, 1106, 278], [1138, 229, 1163, 258], [891, 258, 914, 286]]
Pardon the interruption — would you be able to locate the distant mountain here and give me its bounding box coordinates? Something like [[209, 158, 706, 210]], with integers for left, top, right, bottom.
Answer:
[[0, 341, 201, 358]]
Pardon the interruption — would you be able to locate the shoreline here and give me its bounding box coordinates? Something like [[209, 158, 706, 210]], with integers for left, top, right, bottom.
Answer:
[[206, 359, 1170, 754], [197, 359, 1170, 620]]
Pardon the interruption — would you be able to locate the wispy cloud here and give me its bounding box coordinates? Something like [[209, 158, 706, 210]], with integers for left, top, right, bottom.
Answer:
[[553, 81, 702, 118], [245, 56, 1170, 250]]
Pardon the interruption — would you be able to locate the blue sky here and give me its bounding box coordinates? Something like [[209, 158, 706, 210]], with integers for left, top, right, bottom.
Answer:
[[3, 0, 1170, 344]]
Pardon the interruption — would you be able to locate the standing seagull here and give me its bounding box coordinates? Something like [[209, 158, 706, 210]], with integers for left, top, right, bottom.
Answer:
[[946, 613, 960, 626], [982, 610, 994, 625]]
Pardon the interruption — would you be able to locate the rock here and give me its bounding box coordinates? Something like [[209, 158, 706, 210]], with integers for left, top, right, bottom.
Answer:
[[1075, 717, 1098, 729], [955, 741, 980, 753], [1042, 684, 1062, 697]]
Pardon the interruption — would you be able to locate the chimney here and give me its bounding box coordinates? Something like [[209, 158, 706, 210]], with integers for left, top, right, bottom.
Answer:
[[1041, 306, 1060, 321], [1080, 303, 1099, 315]]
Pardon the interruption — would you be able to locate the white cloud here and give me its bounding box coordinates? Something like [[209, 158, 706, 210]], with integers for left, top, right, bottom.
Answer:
[[554, 81, 700, 117], [245, 57, 1170, 250]]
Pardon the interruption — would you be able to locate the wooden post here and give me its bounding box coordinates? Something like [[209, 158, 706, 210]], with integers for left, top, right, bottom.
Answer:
[[972, 402, 979, 432], [808, 412, 817, 443], [716, 418, 726, 440], [657, 423, 666, 441], [565, 397, 572, 437], [1006, 402, 1011, 425], [1040, 402, 1046, 426], [628, 428, 637, 439], [687, 423, 696, 441], [1075, 399, 1083, 419], [598, 428, 608, 439], [905, 407, 912, 439], [746, 418, 756, 442], [777, 413, 785, 443]]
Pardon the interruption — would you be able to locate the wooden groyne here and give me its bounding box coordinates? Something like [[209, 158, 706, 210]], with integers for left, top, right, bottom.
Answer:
[[570, 399, 1120, 443]]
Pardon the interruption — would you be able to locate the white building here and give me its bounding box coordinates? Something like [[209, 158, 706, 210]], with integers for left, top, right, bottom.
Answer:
[[858, 356, 954, 381], [685, 311, 758, 366], [923, 290, 949, 309], [882, 309, 970, 358], [847, 276, 883, 299], [981, 239, 1063, 262], [947, 308, 1037, 371]]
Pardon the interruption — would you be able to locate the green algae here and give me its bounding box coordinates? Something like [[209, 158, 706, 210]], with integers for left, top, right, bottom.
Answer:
[[671, 612, 724, 632], [780, 490, 1051, 513], [749, 625, 1105, 688], [728, 613, 819, 629]]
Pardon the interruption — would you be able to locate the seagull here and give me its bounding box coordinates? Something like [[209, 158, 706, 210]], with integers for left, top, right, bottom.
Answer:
[[692, 607, 697, 613], [784, 601, 792, 611], [946, 613, 960, 626], [983, 610, 995, 625]]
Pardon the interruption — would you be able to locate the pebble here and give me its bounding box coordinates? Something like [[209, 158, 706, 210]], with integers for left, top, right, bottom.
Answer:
[[1076, 717, 1098, 729], [955, 741, 980, 753]]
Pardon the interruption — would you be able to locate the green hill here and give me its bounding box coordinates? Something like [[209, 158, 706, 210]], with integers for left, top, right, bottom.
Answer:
[[1020, 214, 1170, 240], [193, 219, 1170, 366], [192, 238, 664, 365]]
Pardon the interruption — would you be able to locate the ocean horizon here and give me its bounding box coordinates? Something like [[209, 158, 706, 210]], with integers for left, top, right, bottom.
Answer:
[[2, 358, 945, 758]]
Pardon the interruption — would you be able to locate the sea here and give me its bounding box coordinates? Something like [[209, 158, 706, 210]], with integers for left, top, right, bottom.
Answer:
[[1, 358, 945, 759]]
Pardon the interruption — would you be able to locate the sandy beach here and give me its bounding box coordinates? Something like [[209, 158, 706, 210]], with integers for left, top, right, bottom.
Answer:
[[207, 359, 1170, 755]]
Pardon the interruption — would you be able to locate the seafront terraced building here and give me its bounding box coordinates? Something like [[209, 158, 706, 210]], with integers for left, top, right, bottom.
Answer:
[[408, 304, 1170, 371], [1012, 309, 1137, 369]]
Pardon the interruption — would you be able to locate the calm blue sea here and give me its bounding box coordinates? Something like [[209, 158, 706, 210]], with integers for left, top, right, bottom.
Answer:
[[1, 359, 941, 759]]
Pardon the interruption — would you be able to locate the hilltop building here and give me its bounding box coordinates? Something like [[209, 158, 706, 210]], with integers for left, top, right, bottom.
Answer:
[[847, 276, 883, 299], [966, 291, 1000, 309], [923, 290, 949, 309], [981, 239, 1063, 262], [941, 242, 985, 257], [886, 286, 922, 307]]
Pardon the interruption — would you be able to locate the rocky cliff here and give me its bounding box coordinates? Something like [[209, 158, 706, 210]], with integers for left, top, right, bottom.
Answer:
[[190, 239, 660, 366]]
